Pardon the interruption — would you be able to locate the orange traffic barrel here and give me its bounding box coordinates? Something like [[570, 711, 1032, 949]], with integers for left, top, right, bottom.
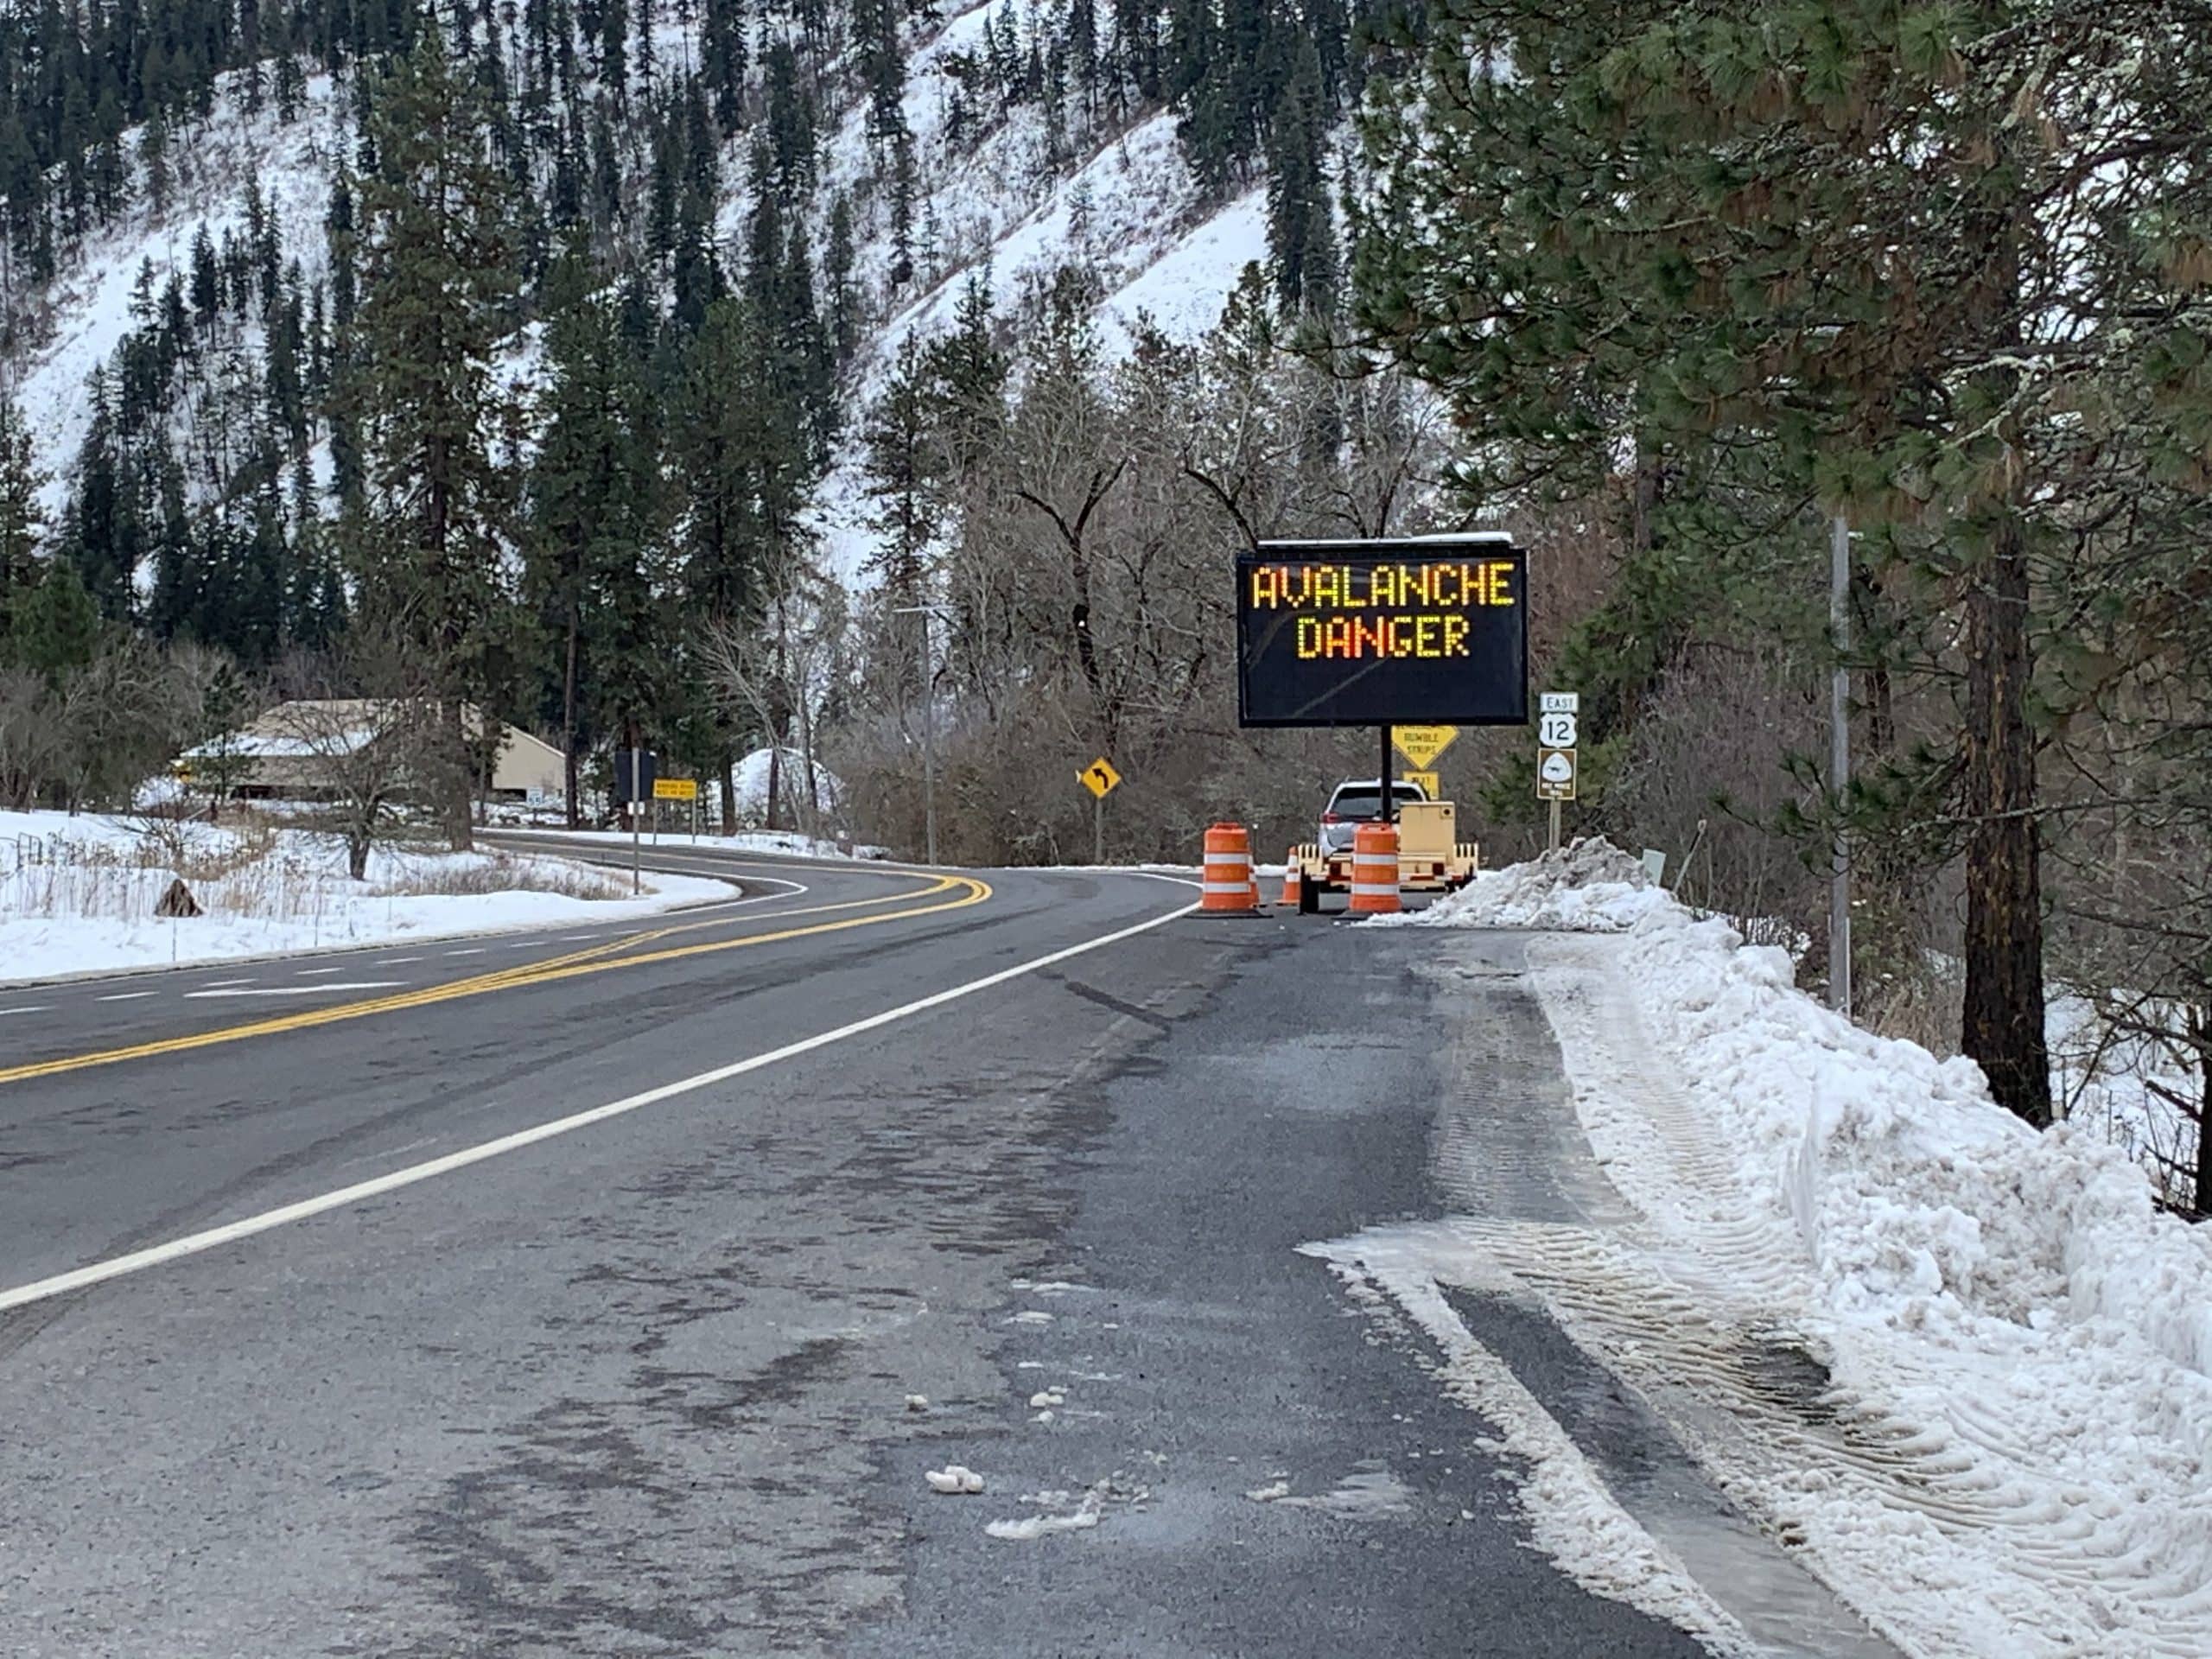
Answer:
[[1281, 855, 1302, 908], [1349, 822, 1402, 915], [1201, 823, 1257, 912]]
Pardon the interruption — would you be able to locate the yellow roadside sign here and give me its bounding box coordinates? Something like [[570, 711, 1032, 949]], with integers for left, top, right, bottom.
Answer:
[[653, 777, 698, 801], [1079, 757, 1122, 799], [1393, 725, 1459, 770], [1402, 770, 1440, 800]]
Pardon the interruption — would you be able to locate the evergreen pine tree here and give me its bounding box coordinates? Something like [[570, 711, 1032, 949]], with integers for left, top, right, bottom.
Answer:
[[861, 334, 940, 602], [529, 285, 675, 819], [1265, 35, 1336, 318], [12, 557, 100, 684], [0, 394, 45, 647], [349, 26, 522, 847], [825, 190, 859, 365]]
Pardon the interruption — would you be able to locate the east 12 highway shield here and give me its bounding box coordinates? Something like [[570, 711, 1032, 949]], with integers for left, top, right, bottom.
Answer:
[[1235, 537, 1529, 727]]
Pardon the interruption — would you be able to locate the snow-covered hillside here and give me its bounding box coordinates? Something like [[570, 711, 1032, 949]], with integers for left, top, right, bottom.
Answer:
[[12, 74, 349, 521], [5, 0, 1268, 582]]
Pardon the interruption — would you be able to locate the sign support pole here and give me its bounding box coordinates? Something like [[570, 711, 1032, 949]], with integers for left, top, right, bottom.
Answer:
[[1548, 797, 1561, 856], [1093, 791, 1104, 866], [1379, 725, 1394, 823]]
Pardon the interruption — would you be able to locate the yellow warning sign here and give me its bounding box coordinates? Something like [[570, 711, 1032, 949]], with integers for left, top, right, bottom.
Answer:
[[1079, 757, 1122, 799], [653, 777, 698, 801], [1393, 725, 1459, 770], [1402, 770, 1440, 800]]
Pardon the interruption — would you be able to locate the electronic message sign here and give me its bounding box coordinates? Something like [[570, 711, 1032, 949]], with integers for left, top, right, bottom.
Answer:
[[1236, 537, 1529, 728]]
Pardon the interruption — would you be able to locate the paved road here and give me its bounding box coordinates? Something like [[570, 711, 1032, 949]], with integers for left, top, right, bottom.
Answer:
[[0, 841, 1881, 1656]]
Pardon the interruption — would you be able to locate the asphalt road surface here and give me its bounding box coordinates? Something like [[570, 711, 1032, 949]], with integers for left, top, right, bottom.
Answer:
[[0, 840, 1886, 1656]]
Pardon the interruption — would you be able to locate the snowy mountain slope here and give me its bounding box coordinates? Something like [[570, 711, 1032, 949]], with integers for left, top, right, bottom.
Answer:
[[4, 2, 1268, 586], [10, 74, 347, 519], [791, 0, 1268, 581]]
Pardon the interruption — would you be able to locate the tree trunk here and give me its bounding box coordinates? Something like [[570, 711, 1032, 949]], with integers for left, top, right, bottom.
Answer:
[[442, 696, 472, 851], [562, 606, 581, 830], [1959, 514, 2050, 1127], [720, 755, 736, 836], [800, 694, 821, 834], [765, 741, 782, 833], [2192, 1004, 2211, 1219], [347, 830, 371, 880]]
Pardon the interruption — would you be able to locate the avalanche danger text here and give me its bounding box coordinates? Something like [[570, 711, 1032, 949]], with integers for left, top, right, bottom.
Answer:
[[1235, 541, 1529, 728], [1245, 559, 1518, 661]]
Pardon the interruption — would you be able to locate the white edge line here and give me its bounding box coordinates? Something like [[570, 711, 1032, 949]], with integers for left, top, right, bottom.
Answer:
[[0, 899, 1200, 1315]]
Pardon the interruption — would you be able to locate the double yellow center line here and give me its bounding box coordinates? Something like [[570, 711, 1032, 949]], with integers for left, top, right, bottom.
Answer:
[[0, 874, 992, 1088]]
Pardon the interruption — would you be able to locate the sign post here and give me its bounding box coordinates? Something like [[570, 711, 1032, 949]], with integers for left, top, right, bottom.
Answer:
[[614, 748, 658, 893], [1535, 693, 1578, 853], [1079, 757, 1122, 864], [1391, 726, 1456, 813], [652, 777, 697, 855]]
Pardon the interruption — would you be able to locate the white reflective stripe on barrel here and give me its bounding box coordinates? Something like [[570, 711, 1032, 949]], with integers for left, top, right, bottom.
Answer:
[[1201, 881, 1255, 895]]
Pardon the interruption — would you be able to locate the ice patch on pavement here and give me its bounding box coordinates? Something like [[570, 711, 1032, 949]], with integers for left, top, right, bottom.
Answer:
[[925, 1465, 984, 1495], [1266, 1466, 1416, 1518], [984, 1479, 1113, 1541]]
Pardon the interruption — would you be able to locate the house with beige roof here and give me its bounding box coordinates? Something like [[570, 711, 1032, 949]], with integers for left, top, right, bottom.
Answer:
[[178, 701, 566, 803]]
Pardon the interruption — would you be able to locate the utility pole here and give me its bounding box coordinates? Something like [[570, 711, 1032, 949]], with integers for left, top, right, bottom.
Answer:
[[1829, 514, 1852, 1018], [893, 603, 952, 865]]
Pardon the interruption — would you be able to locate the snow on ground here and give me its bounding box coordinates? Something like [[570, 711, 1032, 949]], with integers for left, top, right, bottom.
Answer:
[[1095, 188, 1269, 355], [728, 747, 843, 821], [1329, 840, 2212, 1656], [0, 809, 731, 982], [2050, 988, 2202, 1211]]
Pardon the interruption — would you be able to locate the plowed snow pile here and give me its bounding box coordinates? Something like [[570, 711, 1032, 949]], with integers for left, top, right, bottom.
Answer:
[[1378, 840, 2212, 1657]]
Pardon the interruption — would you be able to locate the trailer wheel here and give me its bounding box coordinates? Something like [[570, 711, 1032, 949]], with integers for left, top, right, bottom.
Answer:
[[1298, 877, 1319, 914]]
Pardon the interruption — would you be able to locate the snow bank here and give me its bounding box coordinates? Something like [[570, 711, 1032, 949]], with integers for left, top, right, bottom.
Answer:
[[0, 809, 731, 982], [1386, 839, 2212, 1656], [1376, 837, 1673, 931]]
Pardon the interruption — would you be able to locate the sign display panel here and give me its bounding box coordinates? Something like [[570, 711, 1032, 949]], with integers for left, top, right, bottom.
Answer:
[[1236, 538, 1529, 728]]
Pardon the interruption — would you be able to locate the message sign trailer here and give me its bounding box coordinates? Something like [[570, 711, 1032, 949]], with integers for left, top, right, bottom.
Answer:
[[1236, 536, 1529, 729], [1236, 535, 1527, 824]]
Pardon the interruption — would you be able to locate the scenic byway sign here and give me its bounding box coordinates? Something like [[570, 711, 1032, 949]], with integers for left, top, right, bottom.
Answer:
[[1236, 537, 1529, 728], [1536, 747, 1578, 801]]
